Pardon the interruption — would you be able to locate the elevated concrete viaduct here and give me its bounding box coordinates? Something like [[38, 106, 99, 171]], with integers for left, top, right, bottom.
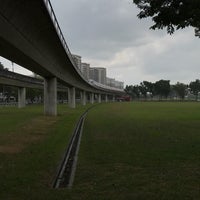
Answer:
[[0, 69, 114, 109], [0, 0, 124, 115], [0, 69, 68, 108]]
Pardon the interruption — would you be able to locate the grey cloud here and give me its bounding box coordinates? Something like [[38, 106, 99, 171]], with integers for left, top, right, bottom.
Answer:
[[51, 0, 157, 59], [50, 0, 200, 85], [143, 32, 200, 78]]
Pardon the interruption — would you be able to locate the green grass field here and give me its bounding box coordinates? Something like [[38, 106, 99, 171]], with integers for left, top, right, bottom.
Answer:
[[1, 102, 200, 199]]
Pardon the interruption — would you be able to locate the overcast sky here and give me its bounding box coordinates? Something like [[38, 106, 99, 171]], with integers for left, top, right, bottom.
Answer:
[[1, 0, 200, 86]]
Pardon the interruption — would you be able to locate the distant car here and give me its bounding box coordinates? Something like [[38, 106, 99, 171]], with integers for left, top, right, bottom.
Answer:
[[6, 96, 16, 102], [116, 95, 131, 102]]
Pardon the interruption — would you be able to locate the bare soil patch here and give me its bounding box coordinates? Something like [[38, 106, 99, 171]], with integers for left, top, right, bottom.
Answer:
[[0, 116, 58, 154]]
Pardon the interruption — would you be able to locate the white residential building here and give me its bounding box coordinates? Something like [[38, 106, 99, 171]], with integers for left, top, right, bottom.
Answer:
[[72, 54, 81, 70], [81, 63, 90, 80], [106, 77, 116, 87], [106, 77, 124, 89], [89, 67, 106, 85]]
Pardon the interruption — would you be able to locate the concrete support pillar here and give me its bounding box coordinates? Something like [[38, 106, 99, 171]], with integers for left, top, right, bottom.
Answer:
[[44, 77, 57, 116], [90, 93, 94, 104], [68, 87, 76, 108], [98, 93, 101, 103], [18, 87, 26, 108], [105, 94, 108, 103], [112, 95, 115, 102], [81, 90, 86, 106]]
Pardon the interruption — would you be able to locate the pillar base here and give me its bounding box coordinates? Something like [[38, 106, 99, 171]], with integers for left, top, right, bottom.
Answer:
[[44, 77, 57, 116], [105, 95, 108, 103], [90, 93, 94, 104], [81, 90, 86, 106], [68, 87, 76, 108], [98, 94, 101, 103], [18, 87, 26, 108]]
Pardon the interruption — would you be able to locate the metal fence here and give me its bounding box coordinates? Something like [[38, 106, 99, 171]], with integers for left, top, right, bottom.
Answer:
[[0, 102, 17, 106]]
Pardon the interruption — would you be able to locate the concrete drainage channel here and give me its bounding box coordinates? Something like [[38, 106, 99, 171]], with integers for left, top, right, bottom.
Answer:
[[52, 107, 92, 189]]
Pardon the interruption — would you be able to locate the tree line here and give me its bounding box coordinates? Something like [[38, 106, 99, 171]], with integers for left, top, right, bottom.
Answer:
[[125, 79, 200, 100]]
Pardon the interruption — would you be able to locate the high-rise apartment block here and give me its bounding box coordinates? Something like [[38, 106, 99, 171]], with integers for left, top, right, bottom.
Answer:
[[106, 77, 116, 87], [72, 54, 81, 70], [89, 67, 106, 85], [72, 53, 124, 89], [106, 77, 124, 89], [81, 63, 90, 80], [115, 80, 124, 89]]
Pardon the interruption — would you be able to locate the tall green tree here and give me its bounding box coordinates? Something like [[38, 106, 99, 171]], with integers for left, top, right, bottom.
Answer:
[[125, 85, 140, 98], [3, 85, 17, 101], [189, 79, 200, 96], [26, 88, 43, 103], [133, 0, 200, 36], [173, 82, 187, 99], [125, 85, 133, 96], [132, 85, 141, 98], [142, 81, 155, 95], [139, 82, 148, 98], [154, 80, 170, 98]]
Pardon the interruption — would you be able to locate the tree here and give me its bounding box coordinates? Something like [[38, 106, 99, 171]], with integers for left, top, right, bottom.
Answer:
[[173, 82, 187, 99], [133, 0, 200, 36], [154, 80, 170, 98], [139, 82, 148, 98], [3, 85, 17, 102], [189, 79, 200, 96], [125, 85, 132, 94], [125, 85, 140, 99], [132, 85, 141, 98], [142, 81, 155, 95], [26, 88, 43, 103]]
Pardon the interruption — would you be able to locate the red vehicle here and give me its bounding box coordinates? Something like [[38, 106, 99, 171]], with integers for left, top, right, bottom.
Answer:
[[116, 95, 131, 102]]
